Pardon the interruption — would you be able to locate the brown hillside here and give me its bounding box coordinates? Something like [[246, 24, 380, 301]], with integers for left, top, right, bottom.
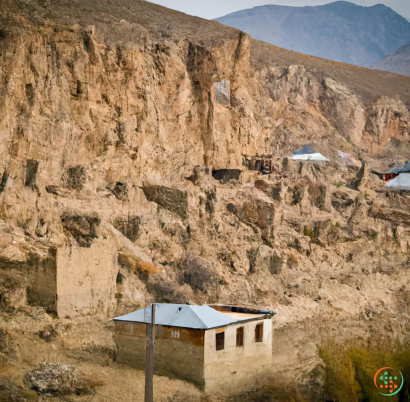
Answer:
[[252, 40, 410, 106], [3, 0, 410, 107], [1, 1, 410, 401]]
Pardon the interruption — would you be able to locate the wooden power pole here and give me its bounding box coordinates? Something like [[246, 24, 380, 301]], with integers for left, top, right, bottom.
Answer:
[[145, 304, 156, 402]]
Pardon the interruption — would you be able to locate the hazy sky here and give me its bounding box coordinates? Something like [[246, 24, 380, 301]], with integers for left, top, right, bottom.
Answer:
[[149, 0, 410, 20]]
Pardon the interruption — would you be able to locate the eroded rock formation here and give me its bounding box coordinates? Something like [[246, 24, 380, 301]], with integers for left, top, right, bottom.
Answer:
[[0, 0, 410, 400]]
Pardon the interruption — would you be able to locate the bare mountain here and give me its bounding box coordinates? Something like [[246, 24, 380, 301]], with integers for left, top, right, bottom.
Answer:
[[373, 42, 410, 76], [1, 0, 410, 401], [215, 1, 410, 67]]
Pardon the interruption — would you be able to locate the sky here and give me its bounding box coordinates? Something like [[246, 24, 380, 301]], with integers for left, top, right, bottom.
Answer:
[[149, 0, 410, 20]]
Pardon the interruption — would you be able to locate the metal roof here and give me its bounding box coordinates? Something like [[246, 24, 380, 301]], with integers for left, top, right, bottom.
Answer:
[[388, 161, 410, 174], [113, 304, 269, 329], [291, 145, 329, 162], [386, 173, 410, 190], [291, 153, 329, 162], [293, 145, 316, 155]]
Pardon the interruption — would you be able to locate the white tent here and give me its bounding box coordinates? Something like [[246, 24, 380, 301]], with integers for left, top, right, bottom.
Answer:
[[292, 153, 329, 162], [386, 173, 410, 190], [291, 145, 329, 162]]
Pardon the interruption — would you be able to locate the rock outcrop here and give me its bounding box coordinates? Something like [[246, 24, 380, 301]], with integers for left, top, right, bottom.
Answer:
[[0, 0, 410, 400], [23, 363, 95, 396]]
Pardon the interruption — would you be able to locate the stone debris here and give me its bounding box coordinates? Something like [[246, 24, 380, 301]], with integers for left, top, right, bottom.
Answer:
[[23, 363, 95, 396]]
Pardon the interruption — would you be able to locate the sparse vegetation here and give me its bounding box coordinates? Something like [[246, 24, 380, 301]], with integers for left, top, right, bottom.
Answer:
[[320, 341, 410, 402], [304, 224, 321, 244]]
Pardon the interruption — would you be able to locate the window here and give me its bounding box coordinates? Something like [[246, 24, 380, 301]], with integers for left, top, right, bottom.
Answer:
[[236, 327, 244, 347], [216, 332, 225, 351], [255, 323, 263, 343]]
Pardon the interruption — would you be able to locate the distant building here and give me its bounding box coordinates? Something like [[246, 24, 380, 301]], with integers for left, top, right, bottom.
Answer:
[[388, 161, 410, 175], [386, 173, 410, 190], [371, 171, 399, 182], [291, 145, 329, 162], [243, 155, 282, 175], [371, 161, 410, 184], [113, 304, 276, 394]]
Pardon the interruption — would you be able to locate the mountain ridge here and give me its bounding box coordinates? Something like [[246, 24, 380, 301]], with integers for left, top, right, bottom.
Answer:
[[1, 1, 410, 400], [373, 42, 410, 77], [215, 1, 410, 67]]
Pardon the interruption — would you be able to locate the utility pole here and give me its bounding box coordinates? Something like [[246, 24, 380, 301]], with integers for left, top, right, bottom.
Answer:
[[145, 304, 156, 402]]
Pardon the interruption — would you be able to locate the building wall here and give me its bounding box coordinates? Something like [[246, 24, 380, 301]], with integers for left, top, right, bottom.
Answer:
[[114, 322, 206, 387], [57, 238, 118, 317], [203, 319, 273, 394]]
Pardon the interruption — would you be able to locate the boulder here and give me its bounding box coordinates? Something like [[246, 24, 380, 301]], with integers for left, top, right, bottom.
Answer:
[[23, 363, 95, 396]]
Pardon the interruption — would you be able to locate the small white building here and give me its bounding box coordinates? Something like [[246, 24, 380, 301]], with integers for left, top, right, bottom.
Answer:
[[113, 303, 276, 394], [386, 173, 410, 190], [291, 145, 329, 162]]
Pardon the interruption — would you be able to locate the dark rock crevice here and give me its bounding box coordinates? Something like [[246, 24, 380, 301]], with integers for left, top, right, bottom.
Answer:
[[61, 215, 101, 247], [25, 159, 39, 188]]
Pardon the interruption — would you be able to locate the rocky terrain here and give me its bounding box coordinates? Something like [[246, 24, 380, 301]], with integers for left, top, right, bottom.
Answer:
[[215, 1, 410, 68], [1, 0, 410, 401], [373, 42, 410, 77]]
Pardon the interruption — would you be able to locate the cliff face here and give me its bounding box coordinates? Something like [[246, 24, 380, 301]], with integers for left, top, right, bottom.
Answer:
[[1, 1, 410, 400]]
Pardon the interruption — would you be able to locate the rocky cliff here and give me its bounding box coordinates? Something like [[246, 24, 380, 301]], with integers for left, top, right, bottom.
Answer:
[[1, 1, 410, 401]]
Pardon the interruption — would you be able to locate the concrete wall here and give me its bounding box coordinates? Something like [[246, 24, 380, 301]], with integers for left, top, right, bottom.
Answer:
[[114, 322, 206, 387], [203, 319, 273, 394], [115, 322, 147, 368], [56, 238, 118, 317]]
